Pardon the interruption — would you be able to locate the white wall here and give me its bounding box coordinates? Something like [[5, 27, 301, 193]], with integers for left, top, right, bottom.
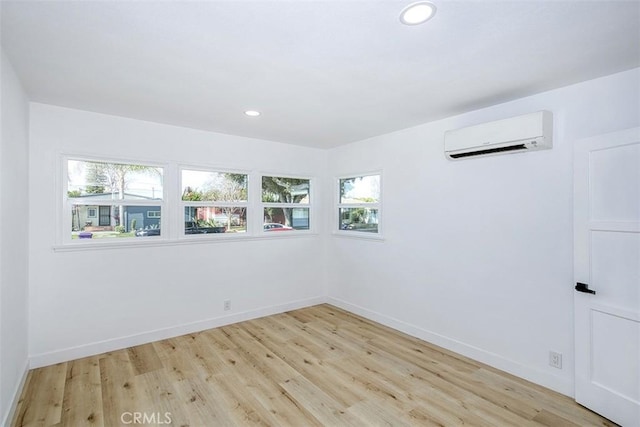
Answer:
[[28, 104, 328, 366], [0, 49, 30, 424], [326, 68, 640, 396]]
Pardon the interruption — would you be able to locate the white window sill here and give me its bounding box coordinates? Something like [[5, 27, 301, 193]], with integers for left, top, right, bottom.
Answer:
[[52, 231, 320, 252], [331, 231, 385, 242]]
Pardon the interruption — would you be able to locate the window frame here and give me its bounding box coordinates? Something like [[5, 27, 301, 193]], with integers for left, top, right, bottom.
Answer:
[[259, 173, 314, 235], [335, 171, 383, 239], [61, 155, 168, 246], [179, 166, 250, 239], [56, 155, 319, 250]]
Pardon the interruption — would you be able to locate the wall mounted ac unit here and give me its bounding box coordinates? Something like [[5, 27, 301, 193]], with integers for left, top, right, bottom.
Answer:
[[444, 110, 553, 160]]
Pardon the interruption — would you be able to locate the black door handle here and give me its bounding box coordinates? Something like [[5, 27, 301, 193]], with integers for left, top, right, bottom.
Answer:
[[575, 282, 596, 295]]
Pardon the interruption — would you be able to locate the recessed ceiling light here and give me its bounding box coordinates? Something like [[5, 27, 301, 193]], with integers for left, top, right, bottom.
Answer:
[[399, 1, 437, 25], [244, 110, 261, 117]]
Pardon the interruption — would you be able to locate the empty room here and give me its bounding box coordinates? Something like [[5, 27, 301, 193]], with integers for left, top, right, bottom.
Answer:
[[1, 0, 639, 426]]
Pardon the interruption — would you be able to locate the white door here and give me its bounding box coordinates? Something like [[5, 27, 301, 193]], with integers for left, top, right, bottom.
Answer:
[[574, 127, 640, 426]]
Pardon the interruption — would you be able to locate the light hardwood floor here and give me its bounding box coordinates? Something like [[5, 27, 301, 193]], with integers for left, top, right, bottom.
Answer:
[[12, 304, 616, 426]]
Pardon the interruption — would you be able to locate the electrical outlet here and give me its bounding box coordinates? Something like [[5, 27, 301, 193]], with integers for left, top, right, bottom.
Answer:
[[549, 351, 562, 369], [224, 300, 231, 311]]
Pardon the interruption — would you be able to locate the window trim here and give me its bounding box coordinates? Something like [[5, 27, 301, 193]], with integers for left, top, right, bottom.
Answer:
[[334, 171, 383, 240]]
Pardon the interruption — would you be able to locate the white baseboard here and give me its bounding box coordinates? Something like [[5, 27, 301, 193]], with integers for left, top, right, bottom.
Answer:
[[29, 296, 327, 368], [28, 295, 573, 399], [2, 359, 29, 427], [327, 297, 574, 397]]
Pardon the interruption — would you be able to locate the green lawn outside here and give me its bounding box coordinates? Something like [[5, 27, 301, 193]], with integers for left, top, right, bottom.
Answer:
[[71, 231, 136, 239]]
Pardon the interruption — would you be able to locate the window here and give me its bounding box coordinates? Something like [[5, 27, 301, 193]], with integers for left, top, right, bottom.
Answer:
[[337, 173, 381, 234], [66, 159, 164, 240], [61, 158, 318, 247], [262, 176, 310, 231], [181, 169, 248, 235]]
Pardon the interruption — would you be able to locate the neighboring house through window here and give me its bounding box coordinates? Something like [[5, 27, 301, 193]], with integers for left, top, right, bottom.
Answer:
[[63, 158, 318, 245], [262, 176, 311, 232], [66, 158, 164, 240], [337, 173, 381, 234], [181, 169, 248, 235]]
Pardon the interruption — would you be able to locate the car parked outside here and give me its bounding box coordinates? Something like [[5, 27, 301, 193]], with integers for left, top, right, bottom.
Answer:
[[135, 228, 161, 237], [263, 223, 293, 231]]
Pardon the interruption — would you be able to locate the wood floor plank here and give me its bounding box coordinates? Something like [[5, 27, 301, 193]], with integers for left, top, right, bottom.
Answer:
[[283, 308, 316, 324], [278, 375, 360, 426], [134, 369, 192, 426], [150, 337, 181, 362], [533, 408, 583, 427], [239, 320, 319, 384], [462, 394, 542, 427], [126, 343, 163, 376], [407, 398, 496, 427], [13, 363, 67, 427], [172, 331, 227, 381], [11, 304, 618, 427], [154, 336, 201, 384], [367, 334, 543, 420], [346, 398, 414, 427], [60, 356, 103, 427], [98, 350, 140, 426], [199, 327, 238, 352], [209, 351, 283, 426], [471, 367, 618, 426], [218, 347, 324, 426], [324, 356, 414, 407], [240, 323, 364, 408]]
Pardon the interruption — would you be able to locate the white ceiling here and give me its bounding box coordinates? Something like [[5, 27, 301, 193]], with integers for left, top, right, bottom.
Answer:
[[2, 1, 639, 149]]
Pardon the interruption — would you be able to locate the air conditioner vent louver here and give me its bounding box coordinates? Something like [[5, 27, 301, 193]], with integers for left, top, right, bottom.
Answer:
[[449, 144, 527, 159], [444, 111, 552, 160]]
